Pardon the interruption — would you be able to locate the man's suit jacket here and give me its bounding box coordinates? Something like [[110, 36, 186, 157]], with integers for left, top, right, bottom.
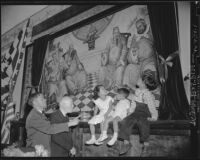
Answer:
[[50, 110, 73, 157], [25, 108, 69, 154]]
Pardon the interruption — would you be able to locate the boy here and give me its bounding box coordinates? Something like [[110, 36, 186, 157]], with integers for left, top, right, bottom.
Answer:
[[118, 75, 158, 155]]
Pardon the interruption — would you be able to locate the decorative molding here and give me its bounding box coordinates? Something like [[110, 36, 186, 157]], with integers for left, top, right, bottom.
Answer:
[[31, 5, 116, 41], [32, 5, 96, 37]]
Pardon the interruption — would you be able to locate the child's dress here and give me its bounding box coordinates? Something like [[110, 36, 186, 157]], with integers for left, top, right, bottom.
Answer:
[[88, 96, 114, 125]]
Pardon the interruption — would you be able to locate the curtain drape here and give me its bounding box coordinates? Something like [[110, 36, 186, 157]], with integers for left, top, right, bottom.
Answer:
[[31, 35, 49, 87], [147, 2, 189, 120]]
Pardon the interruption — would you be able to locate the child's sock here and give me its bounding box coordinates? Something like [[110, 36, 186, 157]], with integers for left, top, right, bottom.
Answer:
[[97, 131, 108, 142], [107, 132, 118, 146], [91, 135, 96, 140], [113, 132, 118, 139], [102, 130, 107, 137], [85, 135, 96, 145]]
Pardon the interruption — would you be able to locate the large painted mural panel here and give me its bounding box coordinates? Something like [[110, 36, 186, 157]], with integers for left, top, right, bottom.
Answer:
[[42, 5, 159, 109]]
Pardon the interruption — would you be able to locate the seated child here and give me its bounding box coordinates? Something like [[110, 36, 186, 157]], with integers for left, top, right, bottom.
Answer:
[[118, 75, 158, 155], [85, 85, 114, 145], [97, 88, 131, 146]]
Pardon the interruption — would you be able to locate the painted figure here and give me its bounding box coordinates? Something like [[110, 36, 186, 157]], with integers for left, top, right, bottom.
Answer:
[[123, 19, 157, 90], [83, 25, 99, 50], [99, 26, 128, 90], [63, 44, 87, 95], [46, 48, 68, 103]]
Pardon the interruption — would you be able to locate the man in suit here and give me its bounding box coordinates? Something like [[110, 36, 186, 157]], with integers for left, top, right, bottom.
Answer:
[[25, 93, 80, 156], [50, 96, 77, 157]]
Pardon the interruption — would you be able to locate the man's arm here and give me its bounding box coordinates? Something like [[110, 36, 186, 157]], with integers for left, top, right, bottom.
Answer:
[[29, 114, 69, 135], [50, 113, 73, 152]]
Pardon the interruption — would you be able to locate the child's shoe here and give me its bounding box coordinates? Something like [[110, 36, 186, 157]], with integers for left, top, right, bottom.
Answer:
[[96, 134, 103, 142], [107, 136, 117, 146], [141, 142, 149, 156], [94, 140, 104, 146], [119, 141, 132, 155], [85, 137, 96, 145], [98, 134, 108, 142]]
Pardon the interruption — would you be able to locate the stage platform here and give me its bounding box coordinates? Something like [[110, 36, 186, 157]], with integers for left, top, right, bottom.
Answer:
[[6, 119, 196, 157]]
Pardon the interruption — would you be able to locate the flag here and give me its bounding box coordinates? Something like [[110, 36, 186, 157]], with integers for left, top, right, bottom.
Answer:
[[1, 19, 30, 110], [1, 102, 15, 144]]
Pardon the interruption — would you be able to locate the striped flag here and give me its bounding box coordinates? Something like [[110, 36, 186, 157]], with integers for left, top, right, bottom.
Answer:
[[1, 102, 15, 144], [1, 19, 30, 110]]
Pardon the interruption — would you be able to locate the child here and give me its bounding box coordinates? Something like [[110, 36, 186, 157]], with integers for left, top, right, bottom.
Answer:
[[98, 88, 131, 146], [85, 85, 114, 145], [118, 75, 158, 155]]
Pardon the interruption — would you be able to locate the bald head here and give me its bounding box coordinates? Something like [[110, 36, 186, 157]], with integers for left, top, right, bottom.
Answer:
[[59, 96, 74, 114]]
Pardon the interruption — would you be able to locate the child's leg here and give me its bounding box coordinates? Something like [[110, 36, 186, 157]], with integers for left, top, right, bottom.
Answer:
[[85, 124, 96, 145], [100, 122, 104, 134], [103, 116, 113, 131], [96, 122, 105, 141], [90, 124, 95, 136], [118, 114, 137, 142], [113, 116, 121, 133], [137, 117, 150, 144], [98, 116, 113, 142], [107, 116, 121, 146]]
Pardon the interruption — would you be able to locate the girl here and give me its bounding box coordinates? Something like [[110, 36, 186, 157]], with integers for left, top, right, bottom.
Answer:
[[99, 88, 131, 146], [85, 85, 114, 145]]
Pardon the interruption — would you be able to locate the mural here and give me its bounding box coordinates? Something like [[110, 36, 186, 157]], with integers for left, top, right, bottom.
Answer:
[[73, 15, 114, 50], [41, 5, 160, 110]]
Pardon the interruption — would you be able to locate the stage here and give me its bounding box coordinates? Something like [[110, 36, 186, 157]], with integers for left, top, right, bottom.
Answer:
[[8, 119, 196, 157]]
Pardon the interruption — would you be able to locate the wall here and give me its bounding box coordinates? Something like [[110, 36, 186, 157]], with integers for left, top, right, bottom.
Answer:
[[1, 5, 47, 35], [1, 5, 70, 115], [1, 5, 71, 53], [177, 1, 191, 103]]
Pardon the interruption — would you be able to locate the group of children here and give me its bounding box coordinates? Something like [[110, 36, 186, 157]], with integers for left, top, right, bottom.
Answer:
[[85, 74, 158, 155]]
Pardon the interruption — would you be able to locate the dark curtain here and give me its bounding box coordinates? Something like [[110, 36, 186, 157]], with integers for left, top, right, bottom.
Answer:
[[31, 35, 49, 87], [147, 2, 189, 120]]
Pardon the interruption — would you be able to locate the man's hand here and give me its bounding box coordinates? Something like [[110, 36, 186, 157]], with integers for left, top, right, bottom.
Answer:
[[68, 118, 80, 127], [147, 117, 157, 121], [70, 147, 76, 156]]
